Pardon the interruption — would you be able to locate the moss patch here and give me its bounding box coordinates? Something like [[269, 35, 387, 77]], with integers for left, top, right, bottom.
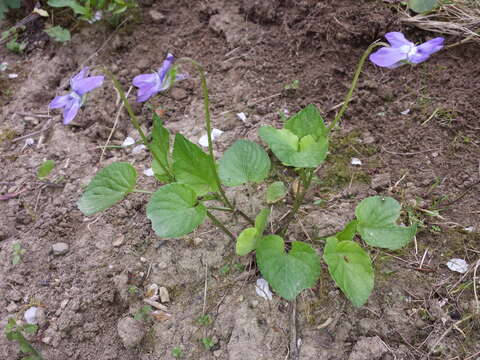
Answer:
[[319, 130, 377, 190]]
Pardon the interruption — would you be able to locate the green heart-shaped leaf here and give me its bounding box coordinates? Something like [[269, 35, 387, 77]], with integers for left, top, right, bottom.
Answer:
[[356, 196, 416, 250], [78, 162, 137, 216], [235, 208, 270, 256], [172, 134, 219, 196], [266, 181, 287, 204], [285, 104, 327, 139], [254, 208, 270, 234], [259, 127, 328, 168], [256, 235, 321, 300], [236, 228, 258, 256], [336, 220, 358, 241], [147, 183, 206, 238], [323, 237, 374, 307], [219, 140, 270, 186], [409, 0, 437, 13], [150, 113, 171, 182]]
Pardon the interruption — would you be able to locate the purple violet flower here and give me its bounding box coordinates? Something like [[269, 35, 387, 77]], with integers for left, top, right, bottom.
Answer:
[[49, 67, 104, 125], [132, 53, 186, 102], [370, 32, 444, 68]]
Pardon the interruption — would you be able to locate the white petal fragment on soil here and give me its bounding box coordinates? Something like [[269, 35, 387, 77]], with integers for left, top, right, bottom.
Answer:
[[236, 112, 247, 123], [351, 157, 362, 166], [131, 144, 146, 154], [255, 278, 273, 301], [198, 128, 224, 148], [400, 109, 410, 115], [446, 258, 469, 274], [143, 168, 154, 177], [121, 136, 135, 147], [24, 306, 39, 324]]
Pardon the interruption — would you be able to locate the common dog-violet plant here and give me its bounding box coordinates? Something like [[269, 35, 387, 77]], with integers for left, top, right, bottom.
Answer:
[[62, 33, 443, 307]]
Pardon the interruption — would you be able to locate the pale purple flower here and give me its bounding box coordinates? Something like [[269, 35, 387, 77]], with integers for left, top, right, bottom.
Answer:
[[49, 67, 104, 125], [370, 32, 444, 68], [132, 53, 187, 102]]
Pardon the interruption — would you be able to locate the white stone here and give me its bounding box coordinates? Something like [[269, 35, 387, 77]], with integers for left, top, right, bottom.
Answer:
[[255, 278, 273, 301], [159, 287, 170, 303], [236, 112, 247, 123], [24, 306, 39, 324], [52, 242, 69, 256], [121, 136, 135, 147], [143, 168, 154, 177], [351, 157, 362, 166], [446, 258, 468, 274], [131, 144, 146, 154], [198, 128, 224, 147]]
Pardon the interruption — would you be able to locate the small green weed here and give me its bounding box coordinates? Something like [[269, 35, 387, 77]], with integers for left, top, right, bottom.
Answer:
[[5, 318, 43, 360], [12, 243, 25, 265], [201, 337, 215, 351], [196, 314, 213, 326], [171, 347, 183, 358], [133, 305, 152, 321]]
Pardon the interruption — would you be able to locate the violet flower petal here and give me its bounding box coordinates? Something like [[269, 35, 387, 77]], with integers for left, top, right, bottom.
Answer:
[[49, 94, 72, 109], [70, 67, 89, 87], [369, 47, 407, 67], [136, 84, 159, 102], [72, 75, 105, 95], [132, 54, 179, 102], [132, 73, 159, 88], [157, 53, 175, 83], [384, 32, 412, 48], [62, 97, 81, 125], [409, 37, 444, 64]]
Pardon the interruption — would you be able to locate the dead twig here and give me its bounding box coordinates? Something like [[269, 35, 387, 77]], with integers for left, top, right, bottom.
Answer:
[[11, 118, 53, 143], [99, 86, 132, 163]]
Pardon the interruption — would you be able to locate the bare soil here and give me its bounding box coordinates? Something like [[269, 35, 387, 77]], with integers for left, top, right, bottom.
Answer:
[[1, 1, 479, 359]]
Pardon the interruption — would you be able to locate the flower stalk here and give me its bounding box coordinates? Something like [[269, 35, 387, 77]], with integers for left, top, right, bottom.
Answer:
[[178, 57, 254, 226], [103, 67, 175, 182], [327, 42, 387, 132]]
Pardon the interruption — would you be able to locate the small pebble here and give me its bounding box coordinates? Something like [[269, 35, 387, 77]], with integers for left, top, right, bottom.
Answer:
[[6, 302, 18, 313], [149, 9, 166, 22], [170, 88, 187, 101], [112, 235, 125, 247], [52, 242, 69, 256], [159, 287, 170, 303], [24, 306, 39, 324]]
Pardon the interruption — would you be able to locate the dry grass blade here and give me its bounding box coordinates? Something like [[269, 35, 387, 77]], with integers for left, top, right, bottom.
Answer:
[[401, 0, 480, 43]]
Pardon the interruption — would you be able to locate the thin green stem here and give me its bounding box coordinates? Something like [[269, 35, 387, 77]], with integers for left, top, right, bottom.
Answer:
[[206, 211, 235, 241], [102, 67, 175, 182], [177, 58, 255, 226], [278, 169, 314, 237], [132, 189, 154, 194], [212, 192, 254, 225], [327, 42, 388, 132], [207, 206, 233, 212], [176, 58, 234, 209]]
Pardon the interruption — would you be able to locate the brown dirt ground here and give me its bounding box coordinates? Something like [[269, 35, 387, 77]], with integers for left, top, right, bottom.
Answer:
[[1, 0, 479, 359]]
